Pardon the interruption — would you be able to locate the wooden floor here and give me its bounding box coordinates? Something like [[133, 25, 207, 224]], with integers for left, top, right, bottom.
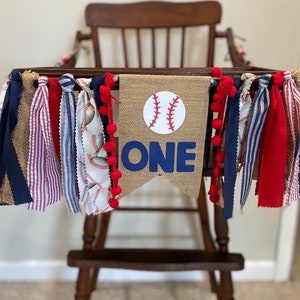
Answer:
[[0, 221, 299, 300], [0, 275, 300, 300]]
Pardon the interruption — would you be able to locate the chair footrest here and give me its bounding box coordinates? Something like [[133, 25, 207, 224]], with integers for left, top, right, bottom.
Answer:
[[67, 248, 244, 272]]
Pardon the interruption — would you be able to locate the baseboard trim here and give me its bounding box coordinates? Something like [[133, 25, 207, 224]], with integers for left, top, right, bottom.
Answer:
[[0, 259, 276, 282]]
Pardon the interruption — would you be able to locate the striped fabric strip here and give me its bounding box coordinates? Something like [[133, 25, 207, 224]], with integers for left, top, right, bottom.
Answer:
[[283, 71, 300, 206], [75, 78, 92, 214], [27, 76, 61, 211], [59, 74, 81, 213], [237, 73, 256, 163], [0, 80, 8, 120], [240, 74, 271, 209], [77, 78, 111, 214]]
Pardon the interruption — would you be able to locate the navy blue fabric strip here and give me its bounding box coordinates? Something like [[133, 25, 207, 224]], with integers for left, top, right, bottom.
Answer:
[[0, 80, 11, 186], [0, 70, 33, 204], [91, 75, 108, 141], [223, 77, 241, 219], [204, 79, 218, 170]]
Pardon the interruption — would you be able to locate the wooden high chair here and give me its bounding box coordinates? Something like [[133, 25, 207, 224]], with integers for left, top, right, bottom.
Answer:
[[66, 2, 248, 299]]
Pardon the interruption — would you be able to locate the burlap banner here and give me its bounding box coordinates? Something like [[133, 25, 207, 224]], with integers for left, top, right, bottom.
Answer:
[[118, 74, 210, 199]]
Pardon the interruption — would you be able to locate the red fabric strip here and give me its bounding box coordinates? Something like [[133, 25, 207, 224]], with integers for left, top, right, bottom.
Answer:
[[256, 72, 287, 207], [48, 78, 62, 160]]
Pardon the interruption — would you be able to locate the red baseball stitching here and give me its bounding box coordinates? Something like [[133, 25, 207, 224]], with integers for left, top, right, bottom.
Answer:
[[166, 95, 179, 132], [149, 93, 161, 128]]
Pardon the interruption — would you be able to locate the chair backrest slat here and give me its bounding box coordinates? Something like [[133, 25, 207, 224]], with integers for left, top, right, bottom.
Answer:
[[137, 29, 142, 68], [180, 27, 186, 68], [121, 29, 128, 68], [85, 1, 222, 68], [151, 29, 156, 68], [166, 27, 170, 68]]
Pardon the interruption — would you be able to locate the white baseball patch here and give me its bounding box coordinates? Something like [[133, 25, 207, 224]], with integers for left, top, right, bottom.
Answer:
[[143, 91, 186, 135]]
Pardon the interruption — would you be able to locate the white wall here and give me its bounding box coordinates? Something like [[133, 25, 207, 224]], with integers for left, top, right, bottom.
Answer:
[[1, 0, 300, 82], [0, 0, 300, 282]]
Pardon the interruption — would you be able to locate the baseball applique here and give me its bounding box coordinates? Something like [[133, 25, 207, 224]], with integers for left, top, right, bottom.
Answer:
[[143, 91, 186, 134]]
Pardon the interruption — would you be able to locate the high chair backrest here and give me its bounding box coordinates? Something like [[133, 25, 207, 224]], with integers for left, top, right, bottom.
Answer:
[[85, 1, 222, 68]]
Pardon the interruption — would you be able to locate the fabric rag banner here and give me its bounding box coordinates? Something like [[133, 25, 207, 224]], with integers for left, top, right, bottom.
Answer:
[[118, 74, 210, 200]]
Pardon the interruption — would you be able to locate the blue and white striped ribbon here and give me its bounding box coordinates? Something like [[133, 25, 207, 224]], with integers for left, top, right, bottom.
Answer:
[[240, 74, 271, 209], [59, 73, 81, 213]]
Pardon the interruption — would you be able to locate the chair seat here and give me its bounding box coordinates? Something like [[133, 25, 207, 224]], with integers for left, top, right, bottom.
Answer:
[[68, 248, 244, 272]]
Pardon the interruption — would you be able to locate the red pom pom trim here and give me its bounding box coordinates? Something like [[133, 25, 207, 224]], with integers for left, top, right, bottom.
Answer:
[[99, 106, 108, 115], [216, 152, 225, 163], [213, 165, 223, 177], [100, 85, 111, 98], [111, 170, 122, 180], [99, 72, 122, 209], [107, 123, 117, 134], [105, 72, 116, 88], [209, 194, 220, 203], [228, 86, 237, 98], [213, 92, 225, 103], [211, 136, 222, 147], [212, 118, 222, 130], [109, 198, 119, 209], [104, 141, 116, 152], [208, 69, 237, 204], [211, 67, 222, 78], [111, 186, 122, 196], [210, 102, 221, 113], [107, 155, 117, 166], [209, 184, 219, 195], [222, 76, 234, 89]]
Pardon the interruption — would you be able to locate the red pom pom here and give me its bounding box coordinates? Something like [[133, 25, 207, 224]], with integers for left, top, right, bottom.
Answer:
[[211, 135, 222, 147], [105, 72, 116, 88], [209, 194, 220, 203], [104, 141, 116, 152], [109, 198, 119, 209], [107, 123, 117, 134], [99, 106, 108, 115], [208, 184, 219, 195], [213, 165, 223, 177], [210, 102, 221, 112], [211, 67, 222, 78], [212, 118, 222, 130], [216, 152, 225, 163], [111, 186, 122, 196], [100, 85, 111, 103], [213, 92, 225, 103], [111, 170, 122, 180], [100, 85, 111, 97], [228, 86, 237, 98], [222, 76, 234, 89], [107, 155, 117, 165]]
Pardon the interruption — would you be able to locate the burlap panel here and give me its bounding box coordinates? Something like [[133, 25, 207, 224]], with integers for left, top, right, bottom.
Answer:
[[118, 74, 210, 199]]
